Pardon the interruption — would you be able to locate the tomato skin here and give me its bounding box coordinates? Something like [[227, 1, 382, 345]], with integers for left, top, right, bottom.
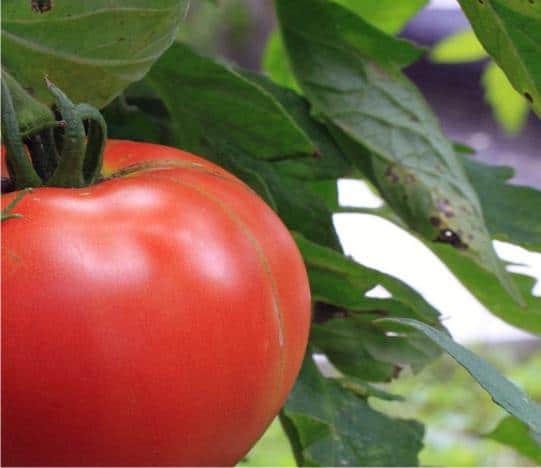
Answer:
[[2, 140, 311, 466]]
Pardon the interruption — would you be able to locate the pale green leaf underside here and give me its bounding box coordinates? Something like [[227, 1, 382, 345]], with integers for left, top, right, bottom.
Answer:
[[1, 0, 188, 133], [383, 319, 541, 434], [275, 0, 520, 302], [458, 0, 541, 117]]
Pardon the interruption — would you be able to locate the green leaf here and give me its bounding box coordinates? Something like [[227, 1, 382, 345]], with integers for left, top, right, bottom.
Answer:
[[242, 70, 352, 179], [461, 155, 541, 251], [295, 233, 442, 381], [1, 70, 55, 136], [339, 376, 405, 402], [485, 416, 541, 464], [1, 1, 188, 134], [430, 242, 541, 334], [213, 147, 340, 248], [281, 352, 425, 466], [275, 1, 423, 71], [382, 318, 541, 433], [144, 42, 315, 160], [330, 153, 541, 334], [275, 0, 521, 302], [263, 0, 426, 89], [334, 0, 428, 34], [430, 29, 488, 63], [296, 233, 440, 324], [482, 61, 530, 134], [457, 0, 541, 117], [106, 47, 341, 249]]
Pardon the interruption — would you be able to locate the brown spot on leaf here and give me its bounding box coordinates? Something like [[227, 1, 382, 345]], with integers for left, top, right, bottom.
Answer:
[[31, 0, 52, 12], [405, 174, 416, 184], [384, 165, 400, 183], [430, 216, 441, 227], [524, 92, 533, 103], [391, 366, 403, 380], [436, 199, 455, 217], [435, 229, 468, 250]]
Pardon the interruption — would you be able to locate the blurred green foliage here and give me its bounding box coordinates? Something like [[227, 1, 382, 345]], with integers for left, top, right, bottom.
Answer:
[[240, 345, 541, 467], [431, 29, 529, 135]]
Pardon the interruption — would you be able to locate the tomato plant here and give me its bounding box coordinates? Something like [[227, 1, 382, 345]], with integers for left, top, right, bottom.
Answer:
[[2, 1, 541, 466], [1, 85, 310, 465]]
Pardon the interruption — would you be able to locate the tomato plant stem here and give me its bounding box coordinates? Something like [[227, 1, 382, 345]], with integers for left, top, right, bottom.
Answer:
[[1, 79, 42, 189], [40, 127, 60, 180], [46, 79, 88, 187], [45, 79, 107, 187], [75, 103, 107, 185]]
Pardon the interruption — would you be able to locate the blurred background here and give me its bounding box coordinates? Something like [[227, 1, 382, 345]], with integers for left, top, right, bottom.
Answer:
[[178, 0, 541, 465]]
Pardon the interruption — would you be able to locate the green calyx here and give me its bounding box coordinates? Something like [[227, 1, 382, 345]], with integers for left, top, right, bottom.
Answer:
[[1, 77, 107, 191]]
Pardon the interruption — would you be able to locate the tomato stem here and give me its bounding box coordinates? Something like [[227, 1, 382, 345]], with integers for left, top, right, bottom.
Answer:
[[40, 127, 60, 180], [45, 79, 88, 187], [25, 134, 48, 180], [76, 103, 107, 185], [44, 79, 107, 187], [2, 78, 107, 190], [1, 79, 42, 189]]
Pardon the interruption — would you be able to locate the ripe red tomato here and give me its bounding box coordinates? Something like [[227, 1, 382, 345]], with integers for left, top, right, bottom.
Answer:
[[2, 140, 311, 466]]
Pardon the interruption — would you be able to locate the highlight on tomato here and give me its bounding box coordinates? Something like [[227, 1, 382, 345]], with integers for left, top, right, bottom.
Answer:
[[1, 79, 311, 466]]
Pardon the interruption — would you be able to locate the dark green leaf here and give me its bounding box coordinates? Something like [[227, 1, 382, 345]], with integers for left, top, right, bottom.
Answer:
[[1, 1, 188, 133], [485, 416, 541, 464], [458, 0, 541, 117], [275, 0, 521, 302], [461, 156, 541, 251], [296, 233, 440, 324], [1, 70, 54, 136], [144, 42, 315, 160], [210, 146, 340, 248], [242, 70, 352, 179], [281, 352, 425, 466], [382, 318, 541, 433], [295, 233, 442, 381]]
